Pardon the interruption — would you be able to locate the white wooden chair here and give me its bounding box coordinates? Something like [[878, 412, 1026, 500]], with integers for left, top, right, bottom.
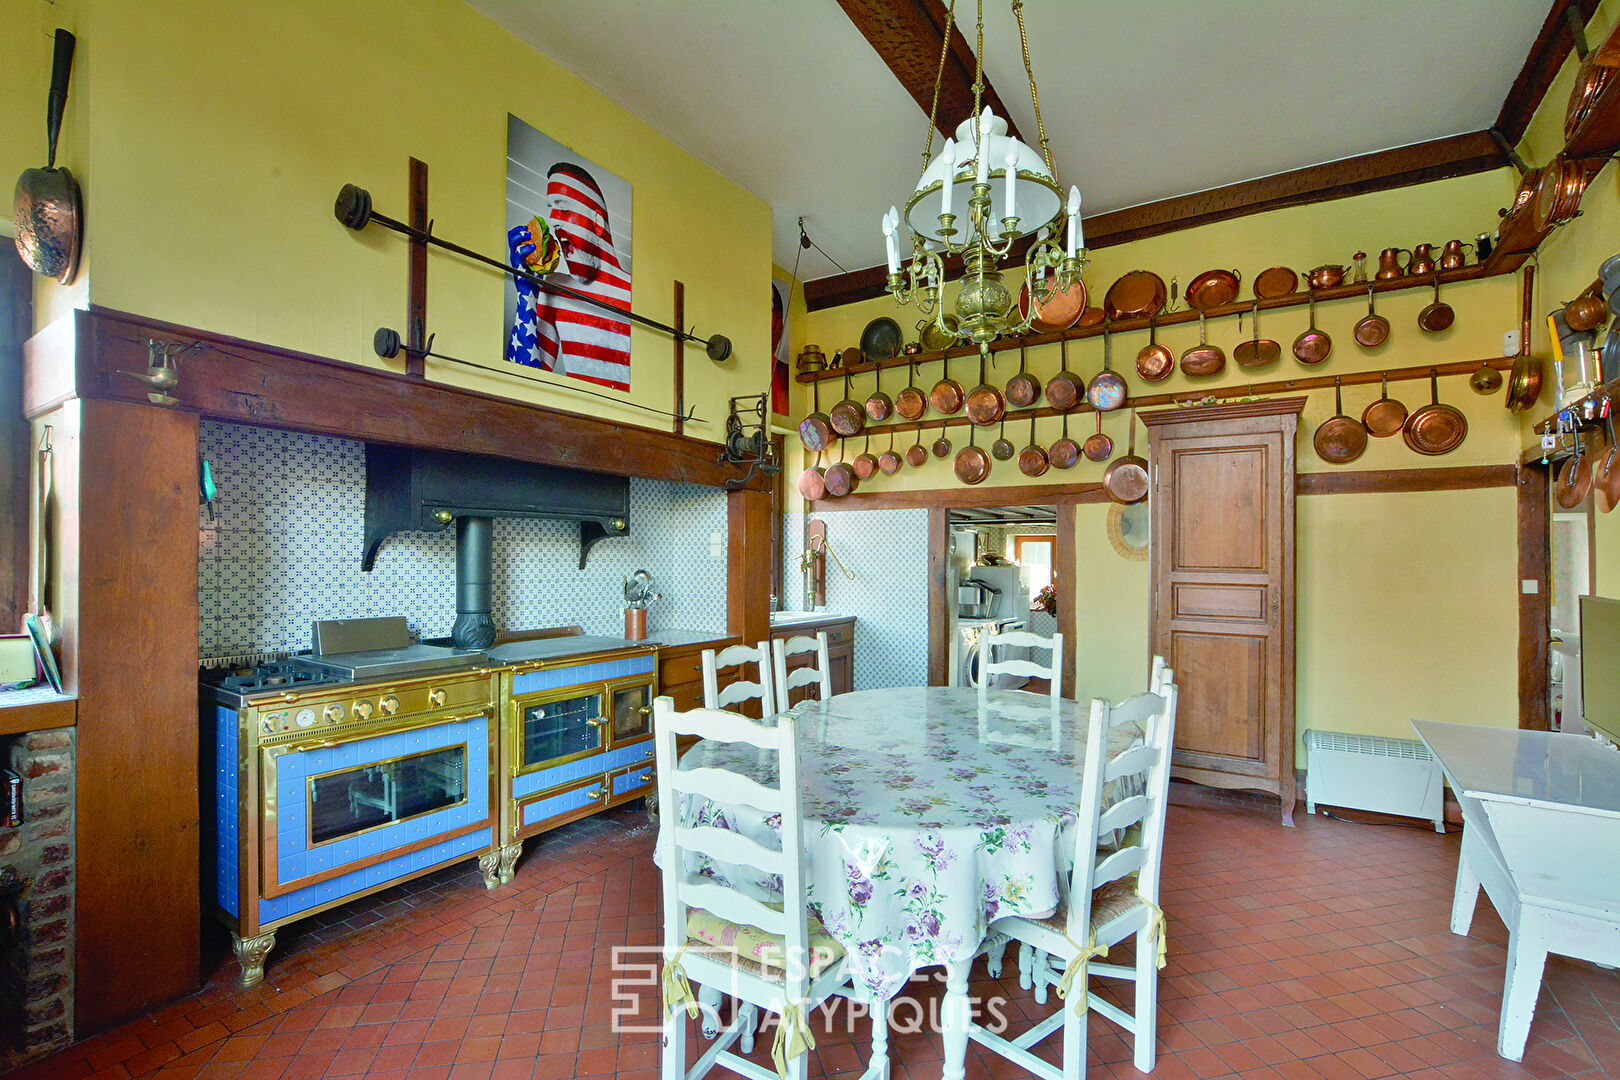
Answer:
[[971, 682, 1179, 1080], [979, 628, 1063, 707], [771, 632, 832, 713], [701, 642, 776, 720], [653, 697, 888, 1080]]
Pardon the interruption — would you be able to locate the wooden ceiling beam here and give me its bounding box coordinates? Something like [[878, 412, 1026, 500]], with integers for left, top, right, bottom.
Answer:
[[835, 0, 1022, 143], [1496, 0, 1602, 148], [804, 130, 1508, 312]]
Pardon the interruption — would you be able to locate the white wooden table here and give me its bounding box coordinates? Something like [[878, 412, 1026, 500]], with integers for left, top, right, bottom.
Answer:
[[1411, 719, 1620, 1061]]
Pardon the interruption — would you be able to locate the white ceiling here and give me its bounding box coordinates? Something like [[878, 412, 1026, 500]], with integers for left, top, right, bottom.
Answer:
[[468, 1, 1549, 282]]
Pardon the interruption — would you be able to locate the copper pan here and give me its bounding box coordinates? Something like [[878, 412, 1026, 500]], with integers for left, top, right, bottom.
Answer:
[[1076, 306, 1106, 328], [1565, 290, 1608, 333], [829, 365, 866, 437], [990, 416, 1015, 461], [864, 363, 893, 422], [878, 429, 903, 475], [895, 361, 929, 421], [1136, 315, 1175, 381], [1254, 266, 1298, 299], [931, 417, 953, 459], [1233, 304, 1281, 368], [905, 427, 930, 467], [954, 425, 991, 485], [1417, 273, 1455, 333], [1293, 294, 1332, 365], [1506, 267, 1543, 412], [1045, 335, 1084, 411], [1402, 370, 1467, 456], [1006, 338, 1041, 407], [1533, 157, 1592, 231], [1104, 269, 1167, 321], [1017, 411, 1049, 478], [1313, 377, 1368, 464], [823, 446, 859, 498], [799, 378, 833, 452], [1556, 432, 1593, 509], [1186, 268, 1241, 311], [797, 451, 827, 501], [1595, 415, 1620, 513], [1303, 264, 1347, 290], [1049, 412, 1081, 469], [1361, 372, 1407, 437], [1354, 284, 1391, 348], [851, 434, 879, 481], [1180, 312, 1225, 377], [1020, 273, 1085, 333], [1083, 411, 1113, 462], [1101, 413, 1148, 504], [930, 353, 964, 415], [1568, 51, 1614, 138], [964, 354, 1005, 425]]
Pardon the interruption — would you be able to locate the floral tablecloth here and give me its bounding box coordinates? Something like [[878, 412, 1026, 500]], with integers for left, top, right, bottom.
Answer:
[[680, 686, 1139, 1000]]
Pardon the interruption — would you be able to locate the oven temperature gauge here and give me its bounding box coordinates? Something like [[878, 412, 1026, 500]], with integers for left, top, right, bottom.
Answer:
[[294, 708, 317, 729]]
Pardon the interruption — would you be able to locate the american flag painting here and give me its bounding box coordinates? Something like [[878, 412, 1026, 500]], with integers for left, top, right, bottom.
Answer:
[[505, 115, 633, 391]]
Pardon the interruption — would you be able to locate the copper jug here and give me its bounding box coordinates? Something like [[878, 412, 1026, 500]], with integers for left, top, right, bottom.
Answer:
[[1409, 243, 1437, 278], [1439, 239, 1471, 271], [1375, 247, 1410, 281]]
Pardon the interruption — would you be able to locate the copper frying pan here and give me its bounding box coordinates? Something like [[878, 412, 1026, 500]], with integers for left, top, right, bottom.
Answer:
[[1045, 335, 1084, 411], [1136, 315, 1174, 382], [1232, 304, 1280, 368], [990, 417, 1015, 461], [1313, 377, 1368, 464], [965, 354, 1005, 425], [864, 363, 893, 421], [1087, 323, 1127, 411], [1083, 412, 1113, 462], [1101, 413, 1148, 504], [797, 451, 827, 500], [932, 417, 953, 458], [823, 445, 858, 498], [828, 365, 866, 437], [1018, 411, 1049, 477], [954, 424, 991, 485], [1293, 294, 1332, 365], [906, 426, 930, 467], [1557, 431, 1592, 509], [1361, 372, 1407, 437], [799, 379, 833, 452], [895, 361, 928, 421], [1402, 370, 1467, 456], [878, 429, 903, 475], [1049, 412, 1080, 469], [931, 353, 964, 415], [1595, 414, 1620, 513], [851, 433, 879, 481], [1006, 338, 1041, 407], [1353, 284, 1390, 348]]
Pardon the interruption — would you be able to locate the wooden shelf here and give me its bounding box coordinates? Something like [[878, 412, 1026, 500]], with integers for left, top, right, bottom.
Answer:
[[799, 260, 1523, 384], [0, 689, 76, 736]]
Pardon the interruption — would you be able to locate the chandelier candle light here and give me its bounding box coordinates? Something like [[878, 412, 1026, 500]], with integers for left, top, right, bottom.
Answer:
[[882, 0, 1086, 358]]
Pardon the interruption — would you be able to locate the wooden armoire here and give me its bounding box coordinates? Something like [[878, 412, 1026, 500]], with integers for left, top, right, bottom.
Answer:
[[1141, 398, 1305, 825]]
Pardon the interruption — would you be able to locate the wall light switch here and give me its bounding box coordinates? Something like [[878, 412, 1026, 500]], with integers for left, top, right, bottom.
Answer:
[[1522, 579, 1540, 594], [1503, 330, 1522, 356]]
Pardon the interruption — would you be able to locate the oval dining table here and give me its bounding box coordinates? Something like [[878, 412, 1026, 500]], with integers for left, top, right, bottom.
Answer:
[[678, 684, 1140, 1080]]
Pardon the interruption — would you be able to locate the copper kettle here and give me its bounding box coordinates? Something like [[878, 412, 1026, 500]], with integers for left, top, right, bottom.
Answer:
[[1376, 248, 1410, 280], [1439, 239, 1472, 272], [1409, 243, 1437, 278]]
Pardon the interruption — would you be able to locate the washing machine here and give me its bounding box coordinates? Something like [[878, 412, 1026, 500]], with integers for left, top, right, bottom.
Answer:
[[955, 616, 1027, 689]]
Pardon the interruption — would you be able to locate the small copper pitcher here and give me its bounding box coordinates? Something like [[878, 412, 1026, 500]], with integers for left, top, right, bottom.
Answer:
[[1439, 239, 1472, 271], [1375, 247, 1410, 281], [1409, 243, 1437, 278]]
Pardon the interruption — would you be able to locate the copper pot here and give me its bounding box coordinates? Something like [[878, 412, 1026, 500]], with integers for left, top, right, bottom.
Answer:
[[1077, 306, 1106, 328], [1049, 412, 1080, 470], [1233, 303, 1280, 368], [1186, 268, 1241, 311], [1045, 335, 1084, 411], [1304, 264, 1348, 290], [1417, 274, 1455, 333], [954, 426, 991, 486], [1254, 266, 1298, 299], [1006, 338, 1041, 407], [1439, 239, 1472, 272], [799, 379, 833, 452], [1566, 291, 1608, 333], [1101, 413, 1148, 504], [1083, 411, 1113, 462], [1361, 372, 1407, 437], [878, 429, 903, 475], [823, 448, 858, 497], [1534, 156, 1592, 231], [1136, 315, 1174, 382], [864, 363, 893, 421], [1104, 270, 1168, 321], [1408, 243, 1437, 279], [797, 451, 827, 500], [1314, 377, 1368, 465], [1557, 434, 1593, 509], [1180, 312, 1225, 377], [932, 417, 953, 458], [930, 354, 964, 415], [990, 417, 1015, 461], [1375, 248, 1409, 281], [1017, 411, 1048, 477], [828, 366, 866, 437], [964, 355, 1005, 426], [905, 429, 930, 467], [1020, 273, 1085, 333], [1088, 323, 1128, 411], [1402, 371, 1467, 456], [1293, 295, 1332, 365], [852, 434, 879, 481], [895, 361, 929, 421], [1354, 284, 1391, 348], [1595, 416, 1620, 513]]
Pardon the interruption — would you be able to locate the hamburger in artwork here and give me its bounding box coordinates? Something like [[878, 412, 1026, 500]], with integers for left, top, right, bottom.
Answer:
[[521, 215, 562, 274]]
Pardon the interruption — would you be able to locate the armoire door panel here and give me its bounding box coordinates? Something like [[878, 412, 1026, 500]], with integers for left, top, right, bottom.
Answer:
[[1169, 630, 1266, 763], [1169, 445, 1270, 572], [1171, 582, 1269, 621]]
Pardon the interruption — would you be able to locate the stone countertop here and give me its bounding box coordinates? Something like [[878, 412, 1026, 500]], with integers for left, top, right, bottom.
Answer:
[[769, 611, 853, 627]]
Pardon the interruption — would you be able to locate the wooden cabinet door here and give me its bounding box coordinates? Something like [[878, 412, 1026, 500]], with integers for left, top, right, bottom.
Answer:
[[827, 645, 853, 696], [1144, 399, 1303, 825]]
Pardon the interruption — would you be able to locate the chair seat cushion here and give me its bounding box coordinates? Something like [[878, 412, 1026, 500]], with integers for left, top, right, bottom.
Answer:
[[686, 907, 845, 977], [1027, 878, 1146, 937]]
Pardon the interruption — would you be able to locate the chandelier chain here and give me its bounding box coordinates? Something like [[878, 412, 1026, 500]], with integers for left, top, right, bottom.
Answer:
[[972, 0, 985, 145], [922, 0, 957, 167], [1011, 0, 1056, 185]]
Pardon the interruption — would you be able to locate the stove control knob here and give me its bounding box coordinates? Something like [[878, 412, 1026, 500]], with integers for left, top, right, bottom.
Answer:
[[323, 703, 344, 724], [352, 700, 374, 721], [294, 708, 316, 729], [428, 688, 447, 708], [379, 696, 399, 716]]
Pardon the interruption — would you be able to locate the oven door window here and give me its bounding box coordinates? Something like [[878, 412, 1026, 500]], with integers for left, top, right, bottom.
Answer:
[[521, 691, 604, 769], [308, 745, 468, 846], [609, 680, 653, 743]]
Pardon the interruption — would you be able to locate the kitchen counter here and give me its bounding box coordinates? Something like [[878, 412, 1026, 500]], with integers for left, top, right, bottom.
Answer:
[[638, 628, 732, 649], [770, 610, 849, 628]]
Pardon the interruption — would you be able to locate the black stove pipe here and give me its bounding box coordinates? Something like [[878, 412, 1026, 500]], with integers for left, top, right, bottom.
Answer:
[[451, 515, 497, 649]]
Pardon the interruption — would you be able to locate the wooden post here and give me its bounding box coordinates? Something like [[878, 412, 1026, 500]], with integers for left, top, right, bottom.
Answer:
[[1518, 462, 1552, 730], [927, 507, 948, 685], [727, 488, 772, 647]]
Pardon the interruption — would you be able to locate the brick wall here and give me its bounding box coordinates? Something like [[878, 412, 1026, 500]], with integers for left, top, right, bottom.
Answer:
[[0, 729, 76, 1065]]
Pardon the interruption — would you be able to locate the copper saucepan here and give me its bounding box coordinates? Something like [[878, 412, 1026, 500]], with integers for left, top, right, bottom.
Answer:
[[931, 353, 964, 415], [799, 378, 833, 452], [1049, 412, 1080, 469], [797, 451, 827, 501], [932, 417, 953, 459], [1556, 430, 1592, 510], [1402, 370, 1467, 456], [990, 416, 1015, 461], [895, 361, 928, 421], [1018, 411, 1049, 478], [965, 354, 1005, 425], [829, 365, 866, 437], [878, 428, 903, 475], [851, 433, 879, 481], [1046, 334, 1084, 411], [1180, 312, 1225, 377], [1595, 415, 1620, 513], [1566, 290, 1608, 333], [1293, 294, 1332, 365], [954, 424, 991, 486], [1303, 264, 1348, 290], [1088, 322, 1128, 411], [1020, 272, 1086, 333], [1233, 303, 1281, 368], [1313, 377, 1368, 464], [823, 445, 859, 498], [1136, 315, 1174, 382], [1418, 273, 1455, 333], [865, 363, 893, 422], [1186, 268, 1241, 311], [1101, 412, 1148, 504], [906, 425, 930, 467], [1361, 372, 1407, 437], [1083, 411, 1113, 462], [1006, 338, 1041, 407], [1354, 284, 1390, 349]]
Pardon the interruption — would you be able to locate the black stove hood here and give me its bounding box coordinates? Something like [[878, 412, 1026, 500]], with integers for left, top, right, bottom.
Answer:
[[360, 444, 630, 573]]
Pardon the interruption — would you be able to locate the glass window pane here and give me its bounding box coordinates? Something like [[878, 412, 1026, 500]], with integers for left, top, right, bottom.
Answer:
[[308, 745, 467, 846], [522, 692, 603, 768]]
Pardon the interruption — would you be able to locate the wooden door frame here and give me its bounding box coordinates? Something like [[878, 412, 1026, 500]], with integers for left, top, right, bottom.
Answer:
[[1519, 461, 1551, 731]]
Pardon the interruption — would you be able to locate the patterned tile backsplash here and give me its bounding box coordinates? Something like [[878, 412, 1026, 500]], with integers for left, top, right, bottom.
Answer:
[[782, 509, 929, 692], [198, 421, 728, 657]]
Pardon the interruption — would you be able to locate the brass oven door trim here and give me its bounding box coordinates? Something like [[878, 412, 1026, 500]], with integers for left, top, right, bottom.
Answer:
[[261, 708, 493, 899], [601, 672, 660, 749], [510, 771, 611, 843], [505, 680, 611, 778]]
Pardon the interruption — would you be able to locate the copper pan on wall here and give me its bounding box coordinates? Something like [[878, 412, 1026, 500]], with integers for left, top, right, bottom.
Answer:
[[1313, 377, 1368, 464], [964, 355, 1005, 425], [799, 379, 833, 452], [1361, 372, 1407, 437], [1045, 335, 1084, 411], [1018, 411, 1049, 478], [1135, 315, 1174, 381], [828, 365, 866, 437], [1402, 370, 1467, 456], [954, 425, 991, 485], [1006, 338, 1041, 407], [930, 354, 965, 415], [895, 361, 929, 421]]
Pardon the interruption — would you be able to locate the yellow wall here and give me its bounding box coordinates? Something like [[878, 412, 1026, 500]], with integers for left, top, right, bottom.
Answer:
[[6, 0, 772, 442]]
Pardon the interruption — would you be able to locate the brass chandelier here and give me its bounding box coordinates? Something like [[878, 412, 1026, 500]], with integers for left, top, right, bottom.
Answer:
[[881, 0, 1085, 358]]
